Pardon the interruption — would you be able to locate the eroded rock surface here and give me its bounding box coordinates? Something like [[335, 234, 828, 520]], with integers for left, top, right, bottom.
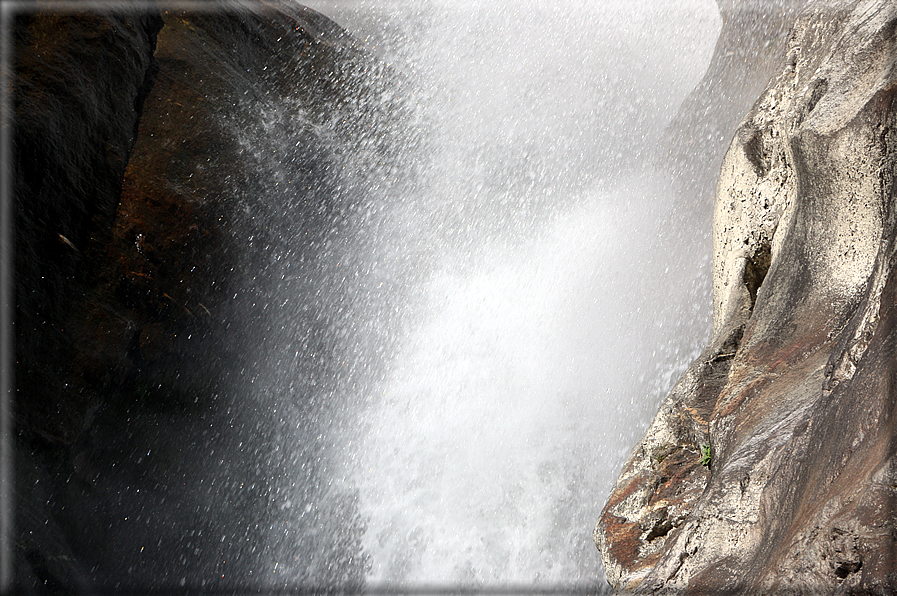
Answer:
[[596, 0, 897, 592], [661, 0, 810, 216]]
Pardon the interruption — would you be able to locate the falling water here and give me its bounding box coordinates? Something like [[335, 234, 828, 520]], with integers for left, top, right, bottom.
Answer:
[[251, 0, 721, 590]]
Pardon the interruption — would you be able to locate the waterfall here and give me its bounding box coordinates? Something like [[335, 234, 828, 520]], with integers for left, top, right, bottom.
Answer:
[[257, 0, 721, 589]]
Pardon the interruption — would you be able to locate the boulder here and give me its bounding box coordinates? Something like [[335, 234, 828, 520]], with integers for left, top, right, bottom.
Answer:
[[596, 0, 897, 592], [12, 5, 162, 590]]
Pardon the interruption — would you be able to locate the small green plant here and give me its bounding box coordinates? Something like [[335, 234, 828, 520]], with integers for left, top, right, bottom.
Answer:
[[651, 443, 673, 464], [700, 444, 712, 467]]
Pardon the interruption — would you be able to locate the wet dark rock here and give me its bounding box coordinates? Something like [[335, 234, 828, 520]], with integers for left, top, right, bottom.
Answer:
[[13, 2, 163, 446], [13, 1, 407, 591], [13, 8, 163, 588], [597, 0, 897, 592]]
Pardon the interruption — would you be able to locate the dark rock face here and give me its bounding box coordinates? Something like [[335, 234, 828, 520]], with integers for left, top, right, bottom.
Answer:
[[14, 3, 163, 446], [596, 0, 897, 593], [13, 1, 408, 590], [12, 6, 163, 590]]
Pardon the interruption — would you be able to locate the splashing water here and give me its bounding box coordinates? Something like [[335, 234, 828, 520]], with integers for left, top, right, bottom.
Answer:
[[347, 177, 705, 587], [261, 0, 721, 589]]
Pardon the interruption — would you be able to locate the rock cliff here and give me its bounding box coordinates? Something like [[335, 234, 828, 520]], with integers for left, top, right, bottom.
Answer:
[[596, 0, 897, 593], [14, 1, 163, 448], [661, 0, 810, 215], [12, 1, 404, 590]]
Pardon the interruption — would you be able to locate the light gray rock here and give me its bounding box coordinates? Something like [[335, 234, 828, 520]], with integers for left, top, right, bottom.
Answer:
[[660, 0, 810, 216], [596, 0, 897, 592]]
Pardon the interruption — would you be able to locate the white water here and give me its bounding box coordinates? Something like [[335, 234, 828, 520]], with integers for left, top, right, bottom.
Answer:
[[285, 0, 721, 588], [348, 180, 700, 587]]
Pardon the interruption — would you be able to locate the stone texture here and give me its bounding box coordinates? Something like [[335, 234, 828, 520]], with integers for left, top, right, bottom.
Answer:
[[660, 0, 810, 217], [11, 5, 163, 590], [596, 0, 897, 592]]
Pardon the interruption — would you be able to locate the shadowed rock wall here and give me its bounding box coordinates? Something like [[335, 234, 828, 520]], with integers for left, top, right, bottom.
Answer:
[[13, 1, 407, 590], [14, 2, 163, 447], [596, 0, 897, 592]]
